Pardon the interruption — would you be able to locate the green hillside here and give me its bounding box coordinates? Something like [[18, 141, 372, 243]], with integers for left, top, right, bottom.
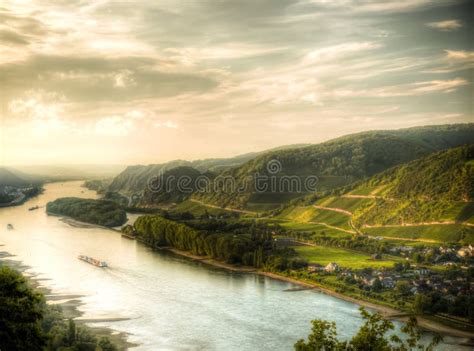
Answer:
[[352, 145, 474, 227], [140, 166, 203, 206], [276, 144, 474, 244], [194, 124, 474, 210]]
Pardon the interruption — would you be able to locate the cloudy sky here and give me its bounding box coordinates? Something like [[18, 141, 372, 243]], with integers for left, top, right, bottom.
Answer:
[[0, 0, 473, 165]]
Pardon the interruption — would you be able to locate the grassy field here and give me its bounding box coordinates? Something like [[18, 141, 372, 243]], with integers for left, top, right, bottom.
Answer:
[[277, 206, 352, 230], [169, 200, 236, 217], [347, 186, 377, 196], [245, 202, 281, 212], [294, 245, 401, 269], [279, 221, 351, 236], [309, 209, 352, 230], [363, 224, 474, 244], [277, 206, 317, 221]]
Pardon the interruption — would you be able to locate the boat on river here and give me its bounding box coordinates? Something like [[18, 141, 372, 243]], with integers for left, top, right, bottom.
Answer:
[[7, 224, 13, 230], [78, 255, 108, 267], [28, 205, 40, 211]]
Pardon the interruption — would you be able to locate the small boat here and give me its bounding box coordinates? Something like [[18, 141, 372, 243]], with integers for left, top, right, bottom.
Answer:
[[78, 255, 108, 267], [28, 206, 40, 211], [7, 224, 13, 230]]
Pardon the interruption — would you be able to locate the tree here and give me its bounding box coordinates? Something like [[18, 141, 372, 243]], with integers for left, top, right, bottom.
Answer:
[[413, 294, 432, 314], [295, 307, 441, 351], [394, 281, 411, 296], [98, 336, 118, 351], [294, 320, 345, 351], [372, 278, 383, 292], [349, 308, 393, 350], [0, 266, 47, 351], [68, 318, 76, 345]]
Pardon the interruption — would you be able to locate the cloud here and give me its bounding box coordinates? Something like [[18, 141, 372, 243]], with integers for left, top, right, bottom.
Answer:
[[445, 50, 474, 61], [305, 0, 452, 13], [0, 29, 30, 45], [423, 50, 474, 73], [154, 120, 179, 129], [7, 90, 73, 136], [163, 44, 286, 66], [304, 42, 381, 64], [0, 54, 219, 102], [94, 115, 135, 136], [333, 78, 469, 98], [426, 19, 463, 31]]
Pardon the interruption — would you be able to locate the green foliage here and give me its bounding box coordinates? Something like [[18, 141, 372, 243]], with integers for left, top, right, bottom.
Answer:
[[353, 145, 474, 227], [295, 307, 441, 351], [0, 193, 14, 203], [364, 225, 473, 244], [196, 125, 474, 209], [294, 246, 400, 269], [0, 266, 119, 351], [47, 197, 127, 227], [98, 336, 118, 351], [0, 266, 47, 351], [134, 215, 275, 267], [83, 179, 110, 193], [141, 166, 203, 205]]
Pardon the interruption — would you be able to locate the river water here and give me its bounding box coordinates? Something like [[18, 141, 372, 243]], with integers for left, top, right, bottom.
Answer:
[[0, 181, 469, 350]]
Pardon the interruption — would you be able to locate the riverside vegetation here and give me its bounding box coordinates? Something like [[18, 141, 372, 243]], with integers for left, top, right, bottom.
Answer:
[[46, 197, 127, 227], [79, 124, 474, 338], [0, 266, 117, 351]]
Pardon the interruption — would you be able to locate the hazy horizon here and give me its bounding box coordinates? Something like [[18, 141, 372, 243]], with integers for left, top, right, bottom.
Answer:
[[1, 0, 473, 166], [2, 121, 473, 167]]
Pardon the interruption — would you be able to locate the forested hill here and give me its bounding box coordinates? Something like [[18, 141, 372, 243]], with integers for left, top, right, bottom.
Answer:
[[108, 144, 309, 194], [140, 166, 204, 206], [194, 124, 474, 209], [0, 168, 30, 187], [0, 167, 43, 187]]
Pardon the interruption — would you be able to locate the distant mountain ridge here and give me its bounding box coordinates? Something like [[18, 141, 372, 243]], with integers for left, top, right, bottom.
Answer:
[[104, 124, 474, 210], [0, 167, 32, 187], [194, 124, 474, 209], [108, 144, 310, 195]]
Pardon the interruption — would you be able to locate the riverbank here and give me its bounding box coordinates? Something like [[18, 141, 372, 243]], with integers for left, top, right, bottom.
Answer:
[[0, 253, 136, 350], [161, 247, 474, 342], [57, 214, 474, 342]]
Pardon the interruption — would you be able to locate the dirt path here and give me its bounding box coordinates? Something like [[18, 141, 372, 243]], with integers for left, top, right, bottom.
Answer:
[[306, 221, 356, 234], [342, 194, 397, 202], [189, 199, 257, 215], [363, 221, 474, 228], [313, 205, 353, 216]]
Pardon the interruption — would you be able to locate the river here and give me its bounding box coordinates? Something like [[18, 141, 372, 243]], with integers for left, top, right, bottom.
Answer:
[[0, 181, 469, 350]]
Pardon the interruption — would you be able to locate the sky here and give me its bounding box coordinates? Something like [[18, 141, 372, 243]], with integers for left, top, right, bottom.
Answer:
[[0, 0, 473, 165]]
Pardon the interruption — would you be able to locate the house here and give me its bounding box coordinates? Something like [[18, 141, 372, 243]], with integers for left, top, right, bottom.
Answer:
[[457, 245, 473, 257], [371, 253, 382, 260], [324, 262, 340, 273], [381, 277, 395, 289], [307, 263, 323, 272], [414, 268, 430, 277]]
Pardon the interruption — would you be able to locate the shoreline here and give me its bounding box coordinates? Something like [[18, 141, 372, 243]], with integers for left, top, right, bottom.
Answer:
[[0, 253, 136, 350], [57, 214, 474, 342], [161, 247, 474, 342]]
